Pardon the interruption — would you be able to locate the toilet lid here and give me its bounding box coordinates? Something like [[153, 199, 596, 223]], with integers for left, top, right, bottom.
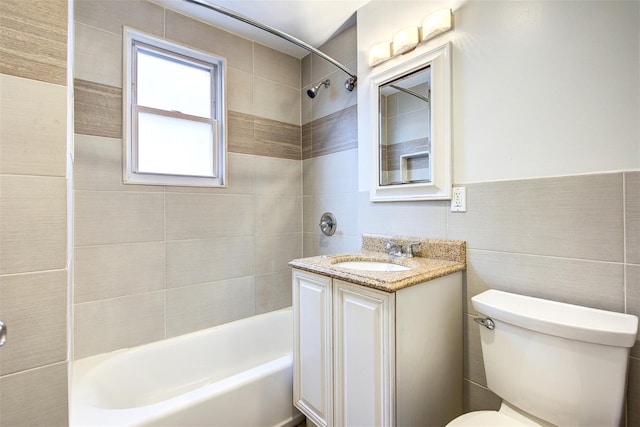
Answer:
[[447, 410, 532, 427]]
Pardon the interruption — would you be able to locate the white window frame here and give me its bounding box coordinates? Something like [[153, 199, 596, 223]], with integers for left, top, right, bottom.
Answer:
[[123, 27, 227, 187]]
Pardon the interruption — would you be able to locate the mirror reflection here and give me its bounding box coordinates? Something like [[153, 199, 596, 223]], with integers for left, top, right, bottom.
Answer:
[[378, 66, 431, 186]]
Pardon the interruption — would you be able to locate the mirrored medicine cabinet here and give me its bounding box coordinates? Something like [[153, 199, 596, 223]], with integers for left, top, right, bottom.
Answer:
[[370, 42, 452, 202]]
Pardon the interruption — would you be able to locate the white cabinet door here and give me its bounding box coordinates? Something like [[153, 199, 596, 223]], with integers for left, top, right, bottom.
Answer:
[[293, 270, 333, 427], [333, 280, 395, 427]]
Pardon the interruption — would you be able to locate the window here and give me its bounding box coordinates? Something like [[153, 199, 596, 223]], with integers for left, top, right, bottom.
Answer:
[[124, 28, 226, 186]]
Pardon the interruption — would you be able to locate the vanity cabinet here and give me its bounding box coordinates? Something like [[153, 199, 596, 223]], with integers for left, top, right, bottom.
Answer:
[[292, 268, 463, 427]]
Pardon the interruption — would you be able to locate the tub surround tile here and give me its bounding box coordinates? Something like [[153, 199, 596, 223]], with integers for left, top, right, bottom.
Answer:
[[302, 123, 313, 160], [447, 173, 624, 262], [302, 232, 361, 258], [255, 156, 303, 196], [227, 68, 254, 115], [312, 24, 356, 83], [74, 242, 165, 303], [73, 134, 163, 192], [0, 270, 67, 375], [74, 291, 165, 359], [166, 236, 255, 289], [254, 116, 302, 160], [256, 233, 303, 275], [74, 22, 122, 88], [0, 0, 67, 85], [228, 111, 255, 155], [310, 105, 358, 157], [0, 74, 67, 177], [308, 63, 358, 122], [74, 0, 164, 37], [165, 277, 255, 338], [253, 76, 301, 125], [303, 149, 358, 196], [303, 192, 358, 235], [74, 79, 122, 138], [625, 172, 640, 264], [256, 196, 302, 236], [0, 175, 67, 275], [166, 193, 255, 240], [254, 43, 301, 89], [165, 10, 254, 73], [255, 271, 292, 314], [0, 362, 69, 426], [74, 191, 164, 246]]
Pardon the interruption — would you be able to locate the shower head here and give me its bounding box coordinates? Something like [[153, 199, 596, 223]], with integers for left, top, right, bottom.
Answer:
[[307, 79, 331, 99]]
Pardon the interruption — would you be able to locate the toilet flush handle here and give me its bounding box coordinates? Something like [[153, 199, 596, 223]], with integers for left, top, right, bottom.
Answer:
[[474, 317, 495, 330]]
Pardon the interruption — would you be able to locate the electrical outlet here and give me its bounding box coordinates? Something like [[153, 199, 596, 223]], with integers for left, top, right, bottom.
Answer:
[[451, 187, 466, 212]]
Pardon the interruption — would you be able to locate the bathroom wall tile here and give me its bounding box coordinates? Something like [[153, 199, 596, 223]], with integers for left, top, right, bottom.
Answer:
[[255, 233, 302, 275], [256, 196, 302, 236], [73, 134, 163, 192], [254, 43, 301, 89], [463, 380, 501, 413], [166, 277, 255, 338], [74, 242, 165, 303], [301, 53, 312, 88], [228, 110, 255, 155], [165, 11, 253, 73], [302, 123, 313, 159], [627, 264, 640, 358], [74, 22, 122, 88], [255, 270, 292, 314], [0, 0, 67, 85], [0, 175, 66, 275], [169, 152, 255, 195], [74, 291, 165, 359], [302, 86, 313, 126], [312, 105, 358, 157], [166, 236, 255, 288], [463, 313, 486, 387], [625, 172, 640, 264], [74, 191, 164, 246], [312, 24, 357, 83], [357, 191, 449, 239], [0, 270, 67, 375], [255, 156, 303, 196], [166, 193, 254, 240], [0, 362, 68, 426], [628, 356, 639, 427], [447, 173, 624, 262], [309, 62, 359, 122], [465, 249, 625, 314], [74, 0, 164, 37], [302, 232, 361, 258], [0, 74, 67, 177], [304, 193, 358, 238], [227, 68, 254, 115], [254, 76, 301, 125], [302, 149, 358, 196], [254, 117, 302, 160], [74, 79, 122, 138]]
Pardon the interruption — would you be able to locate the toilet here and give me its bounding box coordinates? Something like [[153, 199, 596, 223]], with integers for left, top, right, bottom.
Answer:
[[448, 289, 639, 427]]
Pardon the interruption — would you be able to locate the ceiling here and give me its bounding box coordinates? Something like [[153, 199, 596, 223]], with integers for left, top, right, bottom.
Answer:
[[150, 0, 370, 58]]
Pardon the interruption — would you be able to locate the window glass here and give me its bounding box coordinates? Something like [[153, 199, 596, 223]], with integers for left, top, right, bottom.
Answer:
[[124, 28, 226, 187]]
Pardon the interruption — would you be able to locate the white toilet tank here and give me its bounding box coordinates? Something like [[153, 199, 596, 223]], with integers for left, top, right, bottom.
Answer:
[[472, 290, 638, 427]]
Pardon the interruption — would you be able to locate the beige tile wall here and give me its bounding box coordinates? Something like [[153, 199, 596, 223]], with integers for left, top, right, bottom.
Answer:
[[72, 0, 303, 359], [0, 0, 69, 424]]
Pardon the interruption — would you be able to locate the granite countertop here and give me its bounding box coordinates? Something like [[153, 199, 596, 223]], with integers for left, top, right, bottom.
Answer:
[[288, 235, 466, 293]]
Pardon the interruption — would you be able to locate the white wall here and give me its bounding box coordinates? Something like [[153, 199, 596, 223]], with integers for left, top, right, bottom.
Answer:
[[358, 0, 639, 187]]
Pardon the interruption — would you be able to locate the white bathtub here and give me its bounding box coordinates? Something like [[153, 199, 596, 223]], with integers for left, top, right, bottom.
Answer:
[[71, 308, 303, 427]]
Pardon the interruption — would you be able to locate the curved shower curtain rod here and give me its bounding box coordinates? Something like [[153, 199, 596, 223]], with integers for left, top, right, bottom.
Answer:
[[183, 0, 357, 91]]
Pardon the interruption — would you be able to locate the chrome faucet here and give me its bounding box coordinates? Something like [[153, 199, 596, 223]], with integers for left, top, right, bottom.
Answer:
[[384, 240, 420, 258]]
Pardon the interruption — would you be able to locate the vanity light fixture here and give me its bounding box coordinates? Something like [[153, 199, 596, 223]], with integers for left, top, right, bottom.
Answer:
[[368, 8, 454, 68], [392, 26, 419, 56], [368, 41, 391, 67], [421, 9, 453, 42]]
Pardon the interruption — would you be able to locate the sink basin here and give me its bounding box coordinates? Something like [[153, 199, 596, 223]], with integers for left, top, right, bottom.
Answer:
[[332, 261, 410, 272]]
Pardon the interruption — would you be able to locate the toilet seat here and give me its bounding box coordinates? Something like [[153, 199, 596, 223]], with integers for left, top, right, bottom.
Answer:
[[447, 410, 532, 426]]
